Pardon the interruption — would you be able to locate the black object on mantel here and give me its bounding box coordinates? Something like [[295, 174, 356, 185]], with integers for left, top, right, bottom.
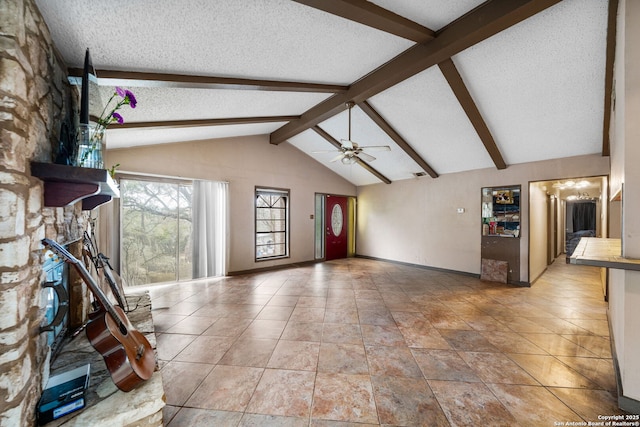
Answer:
[[80, 48, 92, 125], [30, 162, 119, 210]]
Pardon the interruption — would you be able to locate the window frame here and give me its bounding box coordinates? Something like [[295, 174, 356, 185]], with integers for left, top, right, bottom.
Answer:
[[255, 187, 290, 261], [119, 175, 194, 285]]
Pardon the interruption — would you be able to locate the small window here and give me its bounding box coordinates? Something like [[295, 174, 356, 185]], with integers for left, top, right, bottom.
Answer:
[[255, 188, 289, 260]]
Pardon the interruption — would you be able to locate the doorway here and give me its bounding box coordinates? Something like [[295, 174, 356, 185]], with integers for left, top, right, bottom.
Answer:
[[326, 195, 348, 260], [315, 194, 356, 260], [565, 200, 597, 257], [528, 176, 607, 284]]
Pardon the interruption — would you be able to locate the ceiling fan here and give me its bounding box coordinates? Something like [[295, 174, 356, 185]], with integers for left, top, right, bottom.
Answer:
[[314, 102, 390, 165]]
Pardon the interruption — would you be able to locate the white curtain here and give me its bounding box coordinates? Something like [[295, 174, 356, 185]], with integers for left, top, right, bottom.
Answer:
[[192, 180, 229, 278]]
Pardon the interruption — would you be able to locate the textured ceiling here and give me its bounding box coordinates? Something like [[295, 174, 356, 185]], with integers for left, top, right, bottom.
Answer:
[[35, 0, 610, 186]]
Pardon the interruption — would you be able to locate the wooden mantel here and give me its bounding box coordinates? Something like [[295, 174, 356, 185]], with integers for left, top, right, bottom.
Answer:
[[569, 237, 640, 271], [31, 162, 120, 210]]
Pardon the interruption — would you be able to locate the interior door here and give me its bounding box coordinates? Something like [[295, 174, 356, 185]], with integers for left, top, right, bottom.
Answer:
[[325, 195, 348, 260]]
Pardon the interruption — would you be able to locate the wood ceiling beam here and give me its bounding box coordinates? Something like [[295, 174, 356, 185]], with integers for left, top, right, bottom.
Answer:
[[437, 59, 507, 170], [601, 0, 618, 157], [312, 126, 392, 184], [292, 0, 435, 43], [106, 115, 300, 129], [354, 157, 392, 185], [270, 0, 561, 145], [311, 125, 343, 150], [68, 68, 347, 93], [358, 101, 438, 178]]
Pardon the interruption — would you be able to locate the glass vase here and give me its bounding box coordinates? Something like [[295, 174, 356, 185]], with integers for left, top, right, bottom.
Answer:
[[75, 124, 104, 169]]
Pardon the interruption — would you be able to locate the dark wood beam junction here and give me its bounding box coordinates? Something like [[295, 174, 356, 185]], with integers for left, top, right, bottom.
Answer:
[[68, 68, 347, 94], [292, 0, 435, 43], [108, 115, 300, 130], [437, 59, 506, 170], [270, 0, 561, 149], [311, 126, 392, 184], [358, 101, 438, 178]]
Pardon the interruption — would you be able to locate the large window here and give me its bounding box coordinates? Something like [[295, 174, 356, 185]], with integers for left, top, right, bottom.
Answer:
[[255, 188, 289, 260], [120, 178, 228, 286], [120, 178, 193, 286]]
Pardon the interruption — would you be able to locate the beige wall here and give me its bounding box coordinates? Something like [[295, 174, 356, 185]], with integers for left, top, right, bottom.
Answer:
[[106, 135, 356, 273], [356, 154, 609, 282], [608, 0, 640, 406], [529, 182, 548, 282]]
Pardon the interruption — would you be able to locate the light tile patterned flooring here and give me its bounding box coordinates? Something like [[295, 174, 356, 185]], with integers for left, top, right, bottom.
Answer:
[[150, 256, 628, 426]]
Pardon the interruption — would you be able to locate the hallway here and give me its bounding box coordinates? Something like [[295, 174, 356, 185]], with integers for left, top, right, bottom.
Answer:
[[149, 256, 626, 426]]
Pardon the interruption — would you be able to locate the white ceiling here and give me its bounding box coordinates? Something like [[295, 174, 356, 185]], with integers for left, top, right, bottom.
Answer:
[[35, 0, 610, 186]]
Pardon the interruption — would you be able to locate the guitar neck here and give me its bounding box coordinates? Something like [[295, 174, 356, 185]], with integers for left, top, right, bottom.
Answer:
[[73, 259, 113, 309], [42, 239, 123, 328]]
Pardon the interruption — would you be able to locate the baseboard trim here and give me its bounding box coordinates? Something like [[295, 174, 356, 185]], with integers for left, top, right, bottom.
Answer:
[[228, 259, 321, 276], [607, 308, 640, 414]]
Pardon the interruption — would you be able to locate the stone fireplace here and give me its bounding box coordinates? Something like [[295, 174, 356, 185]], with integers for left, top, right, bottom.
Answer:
[[0, 1, 82, 424], [0, 1, 163, 425]]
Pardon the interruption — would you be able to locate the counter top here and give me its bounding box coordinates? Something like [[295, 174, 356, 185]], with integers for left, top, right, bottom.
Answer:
[[569, 237, 640, 271]]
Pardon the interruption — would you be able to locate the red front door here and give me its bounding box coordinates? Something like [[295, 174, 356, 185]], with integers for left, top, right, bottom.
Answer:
[[325, 195, 348, 260]]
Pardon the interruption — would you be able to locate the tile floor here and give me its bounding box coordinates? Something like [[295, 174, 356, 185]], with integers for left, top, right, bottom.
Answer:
[[148, 256, 629, 426]]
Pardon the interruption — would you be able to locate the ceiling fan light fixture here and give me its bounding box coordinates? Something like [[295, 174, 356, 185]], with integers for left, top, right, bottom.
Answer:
[[341, 156, 357, 165]]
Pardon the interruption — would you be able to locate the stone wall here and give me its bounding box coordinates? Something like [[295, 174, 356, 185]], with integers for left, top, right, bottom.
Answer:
[[0, 0, 87, 425]]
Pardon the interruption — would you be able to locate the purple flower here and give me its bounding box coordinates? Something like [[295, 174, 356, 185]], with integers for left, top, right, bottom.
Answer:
[[97, 86, 139, 129], [125, 90, 137, 108], [112, 112, 124, 124]]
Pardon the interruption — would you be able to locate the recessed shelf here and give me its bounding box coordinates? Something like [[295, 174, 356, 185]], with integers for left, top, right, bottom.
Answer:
[[30, 162, 119, 210]]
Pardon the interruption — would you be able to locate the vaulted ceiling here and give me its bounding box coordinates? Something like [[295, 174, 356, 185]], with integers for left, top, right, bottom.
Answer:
[[35, 0, 615, 186]]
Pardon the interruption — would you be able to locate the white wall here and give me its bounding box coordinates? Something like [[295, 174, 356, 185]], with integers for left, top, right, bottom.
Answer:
[[608, 0, 640, 406], [106, 135, 356, 273], [356, 154, 609, 282]]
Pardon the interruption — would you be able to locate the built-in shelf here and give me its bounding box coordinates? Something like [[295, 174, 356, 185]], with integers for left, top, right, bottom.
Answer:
[[570, 237, 640, 271], [31, 162, 119, 210]]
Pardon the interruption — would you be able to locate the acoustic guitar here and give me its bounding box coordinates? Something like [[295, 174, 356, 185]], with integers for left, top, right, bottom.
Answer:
[[42, 238, 155, 392]]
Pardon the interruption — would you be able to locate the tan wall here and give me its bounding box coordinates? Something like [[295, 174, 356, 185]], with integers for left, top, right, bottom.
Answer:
[[356, 154, 609, 283], [106, 135, 356, 273], [529, 182, 548, 283]]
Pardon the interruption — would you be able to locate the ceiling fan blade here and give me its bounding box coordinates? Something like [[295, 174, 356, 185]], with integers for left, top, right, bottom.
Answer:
[[340, 139, 354, 150], [312, 149, 341, 154], [360, 145, 391, 152], [358, 152, 376, 162], [330, 153, 346, 162]]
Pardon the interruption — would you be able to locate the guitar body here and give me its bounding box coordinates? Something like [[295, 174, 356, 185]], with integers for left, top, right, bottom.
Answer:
[[42, 238, 155, 392], [85, 305, 155, 392]]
